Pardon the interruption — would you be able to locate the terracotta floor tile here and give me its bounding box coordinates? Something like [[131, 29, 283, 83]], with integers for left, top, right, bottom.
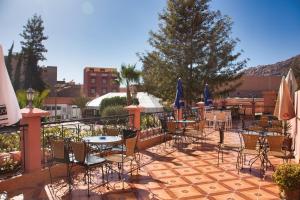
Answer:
[[149, 189, 174, 200], [161, 176, 189, 187], [149, 169, 177, 178], [221, 179, 257, 191], [144, 163, 168, 171], [174, 167, 200, 176], [196, 182, 231, 195], [169, 185, 204, 198], [207, 171, 237, 181], [196, 165, 222, 173], [239, 188, 280, 200], [186, 160, 210, 167], [184, 174, 215, 184], [210, 192, 249, 200]]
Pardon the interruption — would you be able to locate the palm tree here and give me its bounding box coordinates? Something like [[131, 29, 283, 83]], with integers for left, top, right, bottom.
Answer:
[[16, 89, 50, 108], [116, 64, 141, 105]]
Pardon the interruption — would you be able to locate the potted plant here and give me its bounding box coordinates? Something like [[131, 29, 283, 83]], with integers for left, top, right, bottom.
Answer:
[[273, 163, 300, 200]]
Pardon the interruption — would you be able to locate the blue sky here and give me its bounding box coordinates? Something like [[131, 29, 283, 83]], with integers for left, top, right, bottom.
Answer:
[[1, 0, 300, 84]]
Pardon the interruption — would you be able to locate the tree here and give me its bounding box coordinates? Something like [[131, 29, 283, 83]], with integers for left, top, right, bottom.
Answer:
[[16, 89, 50, 109], [116, 64, 141, 105], [72, 96, 90, 117], [13, 53, 23, 90], [139, 0, 247, 104], [20, 14, 48, 91], [4, 42, 14, 81]]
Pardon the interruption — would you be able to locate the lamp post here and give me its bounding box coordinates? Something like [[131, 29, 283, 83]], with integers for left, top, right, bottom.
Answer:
[[26, 88, 34, 109]]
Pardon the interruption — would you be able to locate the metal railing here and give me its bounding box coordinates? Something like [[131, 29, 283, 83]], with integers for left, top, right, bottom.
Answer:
[[41, 114, 134, 166], [0, 123, 27, 179], [140, 112, 168, 140]]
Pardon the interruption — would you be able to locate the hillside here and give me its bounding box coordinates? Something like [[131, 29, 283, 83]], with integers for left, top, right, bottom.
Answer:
[[244, 54, 300, 76]]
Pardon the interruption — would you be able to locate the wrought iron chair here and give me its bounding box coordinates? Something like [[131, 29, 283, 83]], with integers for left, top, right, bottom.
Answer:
[[266, 135, 294, 163], [239, 132, 261, 172], [105, 136, 139, 178], [166, 121, 184, 147], [70, 141, 106, 197], [217, 125, 242, 167], [48, 138, 73, 193]]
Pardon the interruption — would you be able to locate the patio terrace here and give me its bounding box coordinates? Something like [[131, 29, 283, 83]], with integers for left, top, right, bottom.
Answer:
[[5, 127, 282, 200]]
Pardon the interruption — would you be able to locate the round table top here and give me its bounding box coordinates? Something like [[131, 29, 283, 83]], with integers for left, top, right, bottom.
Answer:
[[82, 135, 122, 144]]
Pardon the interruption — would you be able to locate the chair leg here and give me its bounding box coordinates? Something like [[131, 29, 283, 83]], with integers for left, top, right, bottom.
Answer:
[[48, 166, 53, 185]]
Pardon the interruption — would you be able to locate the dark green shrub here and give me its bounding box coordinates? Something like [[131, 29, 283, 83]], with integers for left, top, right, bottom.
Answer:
[[273, 163, 300, 191], [101, 105, 128, 118], [99, 97, 127, 115]]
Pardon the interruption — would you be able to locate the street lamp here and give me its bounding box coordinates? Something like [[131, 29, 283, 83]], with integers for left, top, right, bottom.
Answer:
[[26, 88, 34, 109]]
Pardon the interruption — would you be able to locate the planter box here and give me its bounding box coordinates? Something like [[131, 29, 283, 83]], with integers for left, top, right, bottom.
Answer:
[[137, 132, 170, 151]]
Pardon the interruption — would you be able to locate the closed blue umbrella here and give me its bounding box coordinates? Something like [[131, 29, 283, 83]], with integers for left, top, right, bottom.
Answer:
[[174, 78, 184, 109], [204, 83, 213, 106]]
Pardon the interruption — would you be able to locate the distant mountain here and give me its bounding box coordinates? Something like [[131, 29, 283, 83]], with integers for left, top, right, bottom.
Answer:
[[244, 54, 300, 76]]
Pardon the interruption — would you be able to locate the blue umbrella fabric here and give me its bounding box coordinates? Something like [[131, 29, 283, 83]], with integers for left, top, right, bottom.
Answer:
[[204, 83, 213, 106], [174, 78, 184, 109]]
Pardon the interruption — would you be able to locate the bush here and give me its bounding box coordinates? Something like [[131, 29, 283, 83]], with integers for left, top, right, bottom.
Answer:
[[273, 163, 300, 190], [99, 97, 127, 115], [101, 105, 128, 118]]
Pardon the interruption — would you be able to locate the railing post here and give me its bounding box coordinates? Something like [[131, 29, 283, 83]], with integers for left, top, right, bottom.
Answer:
[[125, 105, 143, 130], [20, 108, 49, 173]]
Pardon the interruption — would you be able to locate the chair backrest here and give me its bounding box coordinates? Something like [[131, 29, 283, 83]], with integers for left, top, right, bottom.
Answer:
[[105, 127, 120, 136], [248, 125, 263, 132], [205, 112, 214, 120], [267, 135, 285, 152], [125, 136, 137, 157], [216, 112, 226, 121], [70, 141, 86, 163], [258, 120, 269, 128], [242, 133, 259, 150], [50, 139, 66, 161], [166, 121, 176, 133], [159, 117, 168, 132], [267, 127, 282, 135], [271, 120, 282, 127]]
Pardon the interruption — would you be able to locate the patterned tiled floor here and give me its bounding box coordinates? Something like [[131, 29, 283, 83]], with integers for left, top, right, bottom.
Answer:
[[12, 128, 284, 199]]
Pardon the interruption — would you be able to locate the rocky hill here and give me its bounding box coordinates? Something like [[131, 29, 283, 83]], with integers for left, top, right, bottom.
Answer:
[[244, 54, 300, 76]]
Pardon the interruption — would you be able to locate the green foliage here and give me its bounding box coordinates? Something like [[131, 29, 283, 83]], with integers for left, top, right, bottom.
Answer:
[[101, 105, 128, 118], [0, 133, 20, 153], [116, 64, 141, 105], [0, 157, 21, 175], [16, 89, 50, 108], [20, 14, 48, 91], [139, 0, 247, 104], [14, 53, 23, 90], [273, 163, 300, 191], [99, 96, 127, 115], [132, 98, 139, 105], [140, 115, 161, 130], [4, 42, 14, 80]]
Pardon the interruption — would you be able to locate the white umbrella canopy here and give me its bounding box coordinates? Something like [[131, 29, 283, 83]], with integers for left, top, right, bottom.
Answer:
[[285, 68, 298, 103], [274, 76, 295, 120], [0, 44, 22, 126]]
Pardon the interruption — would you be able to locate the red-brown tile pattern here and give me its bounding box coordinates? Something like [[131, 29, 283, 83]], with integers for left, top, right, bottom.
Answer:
[[11, 128, 284, 199]]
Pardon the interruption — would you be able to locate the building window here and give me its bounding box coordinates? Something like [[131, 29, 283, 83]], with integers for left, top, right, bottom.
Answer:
[[90, 88, 95, 94], [101, 73, 108, 77], [102, 89, 107, 94], [102, 79, 107, 84], [91, 78, 96, 84]]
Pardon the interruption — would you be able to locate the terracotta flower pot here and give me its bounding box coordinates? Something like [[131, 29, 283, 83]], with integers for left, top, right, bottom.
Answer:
[[281, 188, 300, 200]]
